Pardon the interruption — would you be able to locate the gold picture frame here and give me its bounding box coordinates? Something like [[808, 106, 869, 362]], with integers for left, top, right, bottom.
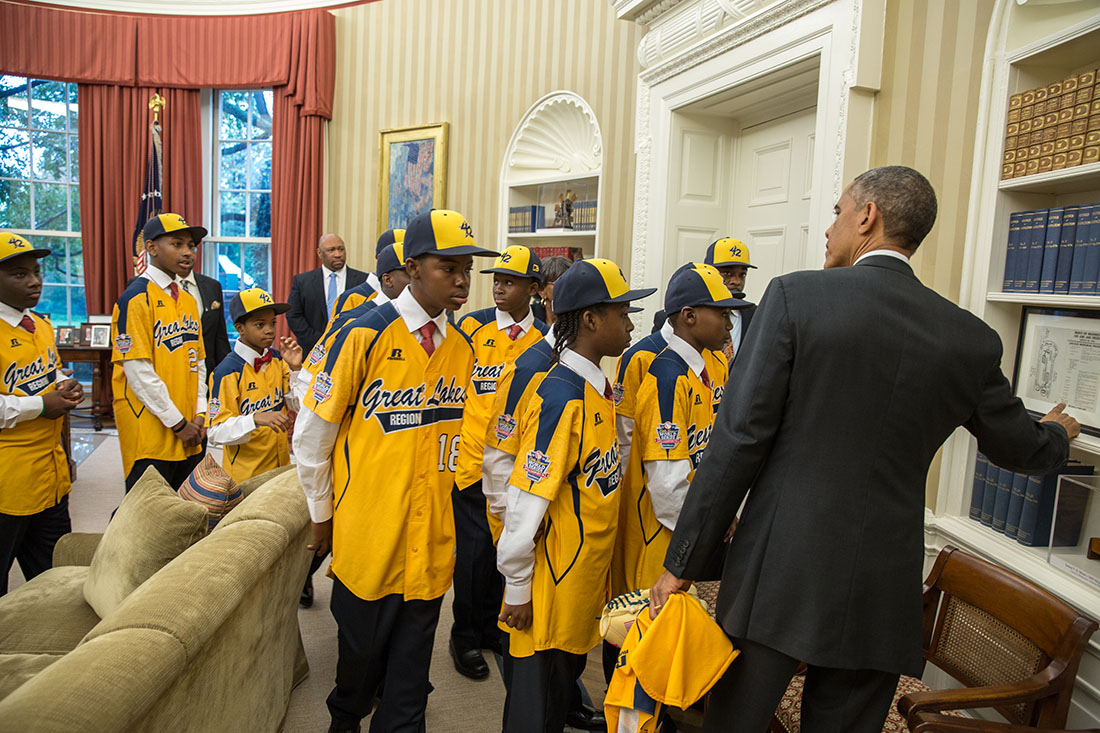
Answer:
[[378, 122, 449, 237]]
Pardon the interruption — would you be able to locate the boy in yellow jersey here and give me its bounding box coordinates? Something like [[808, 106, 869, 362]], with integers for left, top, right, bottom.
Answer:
[[621, 263, 742, 595], [112, 214, 207, 491], [0, 234, 83, 595], [496, 258, 655, 733], [206, 288, 303, 482], [294, 209, 496, 733], [450, 244, 547, 679]]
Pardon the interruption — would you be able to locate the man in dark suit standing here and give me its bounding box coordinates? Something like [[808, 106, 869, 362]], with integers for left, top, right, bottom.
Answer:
[[286, 233, 367, 355], [180, 265, 231, 375], [649, 166, 1080, 732]]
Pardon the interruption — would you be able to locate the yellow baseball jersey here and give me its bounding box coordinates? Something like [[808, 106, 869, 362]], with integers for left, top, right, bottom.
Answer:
[[619, 347, 728, 592], [304, 298, 380, 381], [305, 303, 473, 602], [111, 277, 205, 476], [454, 308, 547, 490], [0, 313, 70, 515], [327, 280, 377, 329], [502, 363, 622, 658], [208, 351, 292, 482]]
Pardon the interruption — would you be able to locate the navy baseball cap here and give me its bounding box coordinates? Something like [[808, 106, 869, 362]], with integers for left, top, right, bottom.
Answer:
[[376, 228, 405, 256], [705, 238, 756, 269], [664, 263, 750, 314], [481, 245, 542, 282], [142, 213, 207, 245], [229, 288, 290, 324], [403, 210, 497, 259], [376, 243, 406, 276], [551, 258, 656, 315]]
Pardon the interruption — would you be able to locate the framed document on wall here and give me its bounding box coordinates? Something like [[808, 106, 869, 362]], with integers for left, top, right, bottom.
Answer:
[[1012, 306, 1100, 437], [377, 122, 449, 236]]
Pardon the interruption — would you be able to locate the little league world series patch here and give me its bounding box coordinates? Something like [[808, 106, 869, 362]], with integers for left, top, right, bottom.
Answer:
[[115, 333, 133, 354], [208, 398, 221, 418], [655, 421, 681, 450], [494, 413, 517, 441], [307, 342, 325, 367], [524, 449, 551, 482], [312, 371, 333, 403], [612, 382, 625, 405]]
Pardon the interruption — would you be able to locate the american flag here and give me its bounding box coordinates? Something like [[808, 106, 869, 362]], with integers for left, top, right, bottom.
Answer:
[[131, 115, 163, 276]]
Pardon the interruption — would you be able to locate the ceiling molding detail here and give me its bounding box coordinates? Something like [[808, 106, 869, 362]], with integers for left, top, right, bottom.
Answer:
[[504, 92, 603, 180]]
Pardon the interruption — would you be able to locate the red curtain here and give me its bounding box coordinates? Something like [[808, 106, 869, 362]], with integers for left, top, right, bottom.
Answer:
[[78, 86, 202, 314], [0, 2, 338, 315]]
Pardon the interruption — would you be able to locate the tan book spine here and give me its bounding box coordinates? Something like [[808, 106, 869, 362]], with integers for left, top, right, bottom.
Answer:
[[1067, 149, 1083, 166], [1084, 146, 1099, 165], [1052, 152, 1069, 170]]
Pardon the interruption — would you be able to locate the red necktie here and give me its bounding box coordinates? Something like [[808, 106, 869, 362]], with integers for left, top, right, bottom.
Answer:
[[19, 315, 35, 334], [419, 322, 437, 356], [508, 324, 523, 341], [701, 367, 711, 389], [168, 282, 180, 302], [604, 379, 613, 401], [254, 352, 273, 371]]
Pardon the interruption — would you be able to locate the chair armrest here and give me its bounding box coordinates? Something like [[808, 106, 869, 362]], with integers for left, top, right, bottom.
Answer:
[[898, 674, 1056, 720], [910, 711, 1100, 733], [52, 532, 103, 567]]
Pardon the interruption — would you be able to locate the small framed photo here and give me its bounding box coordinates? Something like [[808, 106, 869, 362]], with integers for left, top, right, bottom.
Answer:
[[1012, 306, 1100, 437], [89, 324, 111, 349], [81, 323, 94, 346], [55, 326, 76, 346]]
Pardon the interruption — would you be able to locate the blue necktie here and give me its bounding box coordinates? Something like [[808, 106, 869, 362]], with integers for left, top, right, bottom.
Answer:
[[326, 272, 338, 315]]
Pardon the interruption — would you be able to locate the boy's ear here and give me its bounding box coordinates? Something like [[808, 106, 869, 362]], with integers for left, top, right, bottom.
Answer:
[[405, 257, 421, 280], [233, 320, 245, 336], [528, 280, 540, 297]]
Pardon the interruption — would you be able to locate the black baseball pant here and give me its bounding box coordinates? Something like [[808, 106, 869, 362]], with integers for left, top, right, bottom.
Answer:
[[0, 495, 71, 596], [450, 480, 504, 652]]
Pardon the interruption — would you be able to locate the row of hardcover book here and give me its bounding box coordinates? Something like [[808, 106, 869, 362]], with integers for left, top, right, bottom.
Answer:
[[1001, 67, 1100, 179], [507, 202, 598, 233], [529, 246, 584, 261], [969, 453, 1093, 547], [1001, 202, 1100, 294]]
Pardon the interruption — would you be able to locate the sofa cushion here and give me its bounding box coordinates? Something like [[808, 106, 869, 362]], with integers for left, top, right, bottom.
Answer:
[[215, 468, 308, 539], [0, 566, 99, 655], [237, 464, 295, 497], [83, 467, 209, 618], [178, 454, 243, 528], [0, 652, 63, 702]]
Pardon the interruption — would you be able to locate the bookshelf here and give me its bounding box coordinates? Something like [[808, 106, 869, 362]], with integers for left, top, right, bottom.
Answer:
[[498, 92, 603, 261], [933, 6, 1100, 685]]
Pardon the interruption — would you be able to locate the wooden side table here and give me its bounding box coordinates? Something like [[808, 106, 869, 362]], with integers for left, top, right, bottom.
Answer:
[[57, 346, 112, 431]]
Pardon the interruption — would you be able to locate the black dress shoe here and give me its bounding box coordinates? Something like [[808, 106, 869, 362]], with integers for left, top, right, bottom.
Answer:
[[299, 576, 314, 608], [565, 704, 607, 731], [449, 638, 489, 679]]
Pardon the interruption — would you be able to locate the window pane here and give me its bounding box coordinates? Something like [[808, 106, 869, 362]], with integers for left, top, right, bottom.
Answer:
[[250, 91, 272, 140], [223, 295, 238, 339], [1, 128, 30, 177], [67, 83, 78, 132], [248, 141, 271, 190], [0, 179, 31, 229], [38, 284, 68, 323], [220, 92, 249, 140], [248, 193, 270, 239], [33, 182, 68, 230], [70, 286, 87, 322], [32, 129, 68, 181], [219, 191, 245, 236], [219, 142, 247, 190], [70, 238, 83, 280], [69, 134, 79, 182], [1, 75, 29, 128], [31, 81, 67, 132], [70, 185, 80, 232], [38, 236, 69, 284], [215, 241, 242, 290], [243, 242, 270, 291]]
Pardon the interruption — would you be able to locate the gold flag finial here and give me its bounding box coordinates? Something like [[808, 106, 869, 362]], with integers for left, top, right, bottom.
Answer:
[[149, 93, 166, 123]]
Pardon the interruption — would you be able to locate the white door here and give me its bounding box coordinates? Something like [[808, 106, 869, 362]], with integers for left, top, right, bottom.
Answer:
[[731, 106, 817, 304]]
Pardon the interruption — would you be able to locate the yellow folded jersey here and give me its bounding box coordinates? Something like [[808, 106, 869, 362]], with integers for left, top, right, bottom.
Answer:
[[605, 591, 739, 732]]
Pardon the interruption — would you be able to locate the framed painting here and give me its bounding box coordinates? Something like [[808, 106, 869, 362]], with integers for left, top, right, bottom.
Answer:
[[378, 122, 449, 235]]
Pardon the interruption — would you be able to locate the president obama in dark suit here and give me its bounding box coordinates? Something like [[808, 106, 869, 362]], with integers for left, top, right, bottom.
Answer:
[[650, 166, 1080, 732]]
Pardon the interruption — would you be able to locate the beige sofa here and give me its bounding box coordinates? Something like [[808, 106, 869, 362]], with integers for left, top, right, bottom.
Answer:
[[0, 464, 313, 732]]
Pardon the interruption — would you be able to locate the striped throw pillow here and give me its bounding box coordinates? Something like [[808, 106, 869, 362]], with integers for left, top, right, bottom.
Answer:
[[179, 454, 243, 528]]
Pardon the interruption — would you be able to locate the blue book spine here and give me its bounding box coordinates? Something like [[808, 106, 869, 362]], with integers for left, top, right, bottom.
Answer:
[[1005, 471, 1029, 538], [969, 453, 989, 521], [981, 461, 999, 525], [1069, 205, 1092, 294], [1017, 464, 1095, 547], [1083, 204, 1100, 296], [1004, 212, 1025, 292], [1054, 206, 1080, 294], [1039, 207, 1064, 293], [991, 468, 1013, 532], [1017, 474, 1044, 544], [1023, 209, 1049, 293]]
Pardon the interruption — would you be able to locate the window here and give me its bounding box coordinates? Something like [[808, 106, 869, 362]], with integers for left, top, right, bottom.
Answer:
[[203, 89, 273, 338], [1, 76, 84, 326]]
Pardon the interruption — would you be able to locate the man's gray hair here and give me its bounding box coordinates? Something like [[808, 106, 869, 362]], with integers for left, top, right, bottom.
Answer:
[[849, 166, 938, 251]]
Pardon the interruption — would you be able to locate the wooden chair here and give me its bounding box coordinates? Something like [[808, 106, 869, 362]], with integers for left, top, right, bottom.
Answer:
[[771, 546, 1097, 732], [909, 710, 1100, 733]]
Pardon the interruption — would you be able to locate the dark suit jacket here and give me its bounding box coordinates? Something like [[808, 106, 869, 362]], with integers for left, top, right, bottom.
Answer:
[[194, 272, 231, 375], [286, 266, 367, 354], [666, 255, 1069, 676]]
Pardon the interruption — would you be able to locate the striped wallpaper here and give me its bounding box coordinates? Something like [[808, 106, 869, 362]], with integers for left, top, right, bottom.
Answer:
[[323, 0, 645, 310]]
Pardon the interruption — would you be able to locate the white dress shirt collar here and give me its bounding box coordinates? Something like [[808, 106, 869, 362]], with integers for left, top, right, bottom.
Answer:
[[660, 318, 674, 341], [854, 249, 911, 266], [495, 307, 534, 335], [544, 330, 556, 349], [145, 263, 181, 293], [0, 300, 28, 329], [321, 265, 347, 292], [374, 290, 391, 305], [664, 332, 706, 378], [180, 271, 204, 311], [233, 339, 268, 365], [559, 347, 607, 394], [394, 286, 448, 340]]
